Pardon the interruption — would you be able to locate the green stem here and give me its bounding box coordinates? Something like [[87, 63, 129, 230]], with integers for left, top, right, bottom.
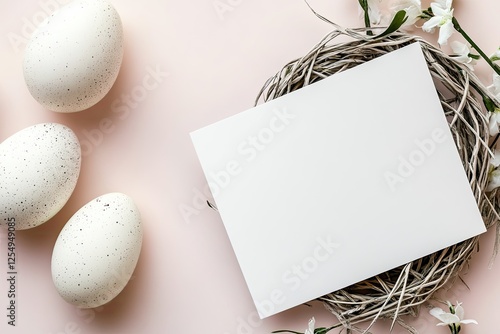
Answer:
[[364, 10, 373, 36], [359, 0, 373, 36], [452, 17, 500, 76]]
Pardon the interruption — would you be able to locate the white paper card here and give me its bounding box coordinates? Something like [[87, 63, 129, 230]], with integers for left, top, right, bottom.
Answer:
[[190, 43, 486, 318]]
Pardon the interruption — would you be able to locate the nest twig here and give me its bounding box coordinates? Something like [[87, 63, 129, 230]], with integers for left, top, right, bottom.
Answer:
[[255, 28, 500, 333]]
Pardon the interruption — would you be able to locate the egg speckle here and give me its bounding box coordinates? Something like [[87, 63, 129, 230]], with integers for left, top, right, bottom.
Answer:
[[51, 193, 143, 308], [0, 123, 81, 230], [23, 0, 124, 112]]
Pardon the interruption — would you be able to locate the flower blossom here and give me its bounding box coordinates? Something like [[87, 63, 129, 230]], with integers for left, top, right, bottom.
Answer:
[[430, 301, 477, 333], [488, 73, 500, 136], [490, 73, 500, 100], [489, 108, 500, 136], [491, 150, 500, 168], [486, 72, 500, 192], [487, 150, 500, 192], [422, 0, 455, 45], [305, 317, 315, 334], [488, 74, 500, 137], [450, 41, 476, 69], [391, 0, 422, 27]]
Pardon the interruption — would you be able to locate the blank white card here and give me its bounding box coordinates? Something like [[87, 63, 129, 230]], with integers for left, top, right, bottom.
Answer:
[[190, 43, 486, 318]]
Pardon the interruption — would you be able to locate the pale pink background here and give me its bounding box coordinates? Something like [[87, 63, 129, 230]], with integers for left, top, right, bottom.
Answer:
[[0, 1, 499, 333]]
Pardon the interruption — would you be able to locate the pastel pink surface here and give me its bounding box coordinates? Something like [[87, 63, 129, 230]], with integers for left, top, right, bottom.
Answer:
[[0, 1, 499, 333]]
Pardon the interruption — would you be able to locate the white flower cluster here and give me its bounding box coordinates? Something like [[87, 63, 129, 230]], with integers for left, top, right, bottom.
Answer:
[[488, 74, 500, 136], [421, 0, 454, 45], [358, 0, 500, 191], [360, 0, 491, 66]]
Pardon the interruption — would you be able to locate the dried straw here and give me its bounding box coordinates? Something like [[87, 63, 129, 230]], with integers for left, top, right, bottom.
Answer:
[[255, 26, 500, 333]]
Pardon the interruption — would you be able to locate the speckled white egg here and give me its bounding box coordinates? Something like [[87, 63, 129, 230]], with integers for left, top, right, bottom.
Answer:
[[51, 192, 143, 308], [23, 0, 124, 112], [0, 123, 81, 230]]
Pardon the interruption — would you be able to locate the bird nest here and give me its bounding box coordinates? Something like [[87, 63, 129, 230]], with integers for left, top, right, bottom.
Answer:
[[255, 26, 500, 333]]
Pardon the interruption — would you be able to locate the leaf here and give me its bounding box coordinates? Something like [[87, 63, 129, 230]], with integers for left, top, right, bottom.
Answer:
[[272, 330, 303, 334], [483, 95, 497, 113], [376, 10, 408, 39]]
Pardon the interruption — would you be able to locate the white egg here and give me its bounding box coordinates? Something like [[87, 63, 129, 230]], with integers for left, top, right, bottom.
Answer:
[[23, 0, 124, 113], [51, 192, 143, 308], [0, 123, 81, 230]]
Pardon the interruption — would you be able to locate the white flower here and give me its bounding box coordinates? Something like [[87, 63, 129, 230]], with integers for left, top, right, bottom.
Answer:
[[450, 41, 476, 69], [491, 150, 500, 168], [391, 0, 422, 26], [489, 109, 500, 136], [434, 0, 449, 6], [488, 169, 500, 192], [487, 150, 500, 192], [305, 317, 315, 334], [430, 301, 477, 332], [422, 0, 455, 45], [489, 73, 500, 101]]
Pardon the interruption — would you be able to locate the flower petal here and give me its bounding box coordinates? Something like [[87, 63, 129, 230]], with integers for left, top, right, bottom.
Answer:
[[392, 0, 422, 26], [450, 41, 473, 65], [454, 303, 465, 320], [460, 319, 478, 325], [430, 2, 444, 13], [493, 73, 500, 95], [434, 0, 448, 8], [436, 322, 449, 327], [487, 169, 500, 192], [438, 313, 461, 325], [429, 307, 446, 321], [422, 16, 441, 32], [491, 149, 500, 167], [489, 113, 500, 136], [305, 317, 315, 334], [437, 20, 454, 45], [450, 41, 468, 55]]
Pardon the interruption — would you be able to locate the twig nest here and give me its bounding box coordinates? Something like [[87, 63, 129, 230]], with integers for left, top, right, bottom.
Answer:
[[256, 27, 500, 333]]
